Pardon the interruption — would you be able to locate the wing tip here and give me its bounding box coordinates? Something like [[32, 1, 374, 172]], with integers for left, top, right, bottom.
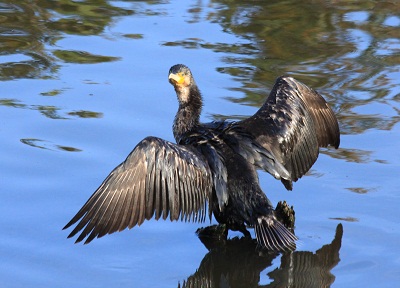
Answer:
[[280, 75, 341, 150], [62, 219, 77, 231]]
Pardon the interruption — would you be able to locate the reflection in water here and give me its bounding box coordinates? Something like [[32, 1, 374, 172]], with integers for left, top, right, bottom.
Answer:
[[36, 105, 68, 119], [0, 2, 55, 79], [20, 138, 82, 152], [267, 224, 343, 287], [345, 187, 377, 194], [330, 217, 358, 223], [0, 0, 398, 286], [0, 0, 131, 80], [1, 1, 398, 147], [188, 0, 400, 137], [67, 110, 103, 118], [0, 98, 102, 120], [52, 50, 120, 64], [40, 89, 64, 97], [0, 98, 25, 108], [180, 224, 343, 288]]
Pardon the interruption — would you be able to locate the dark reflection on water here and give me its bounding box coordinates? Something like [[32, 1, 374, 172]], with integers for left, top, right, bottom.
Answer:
[[20, 138, 82, 152], [180, 224, 343, 288], [0, 2, 55, 79], [0, 0, 131, 80], [53, 50, 121, 64], [0, 98, 102, 119]]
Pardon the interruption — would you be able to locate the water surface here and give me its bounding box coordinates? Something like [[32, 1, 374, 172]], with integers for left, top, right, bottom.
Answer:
[[1, 1, 399, 287]]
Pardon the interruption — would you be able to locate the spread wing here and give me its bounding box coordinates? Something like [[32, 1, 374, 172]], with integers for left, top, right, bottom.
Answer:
[[221, 123, 291, 182], [238, 76, 340, 189], [63, 136, 213, 244]]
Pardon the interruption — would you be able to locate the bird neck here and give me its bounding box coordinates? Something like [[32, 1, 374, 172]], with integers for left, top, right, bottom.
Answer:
[[173, 85, 203, 143]]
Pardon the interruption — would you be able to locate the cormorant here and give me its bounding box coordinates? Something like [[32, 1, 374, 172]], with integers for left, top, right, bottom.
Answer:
[[63, 64, 340, 251]]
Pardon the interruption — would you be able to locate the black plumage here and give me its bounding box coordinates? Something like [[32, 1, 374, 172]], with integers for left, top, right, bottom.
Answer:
[[63, 64, 340, 250]]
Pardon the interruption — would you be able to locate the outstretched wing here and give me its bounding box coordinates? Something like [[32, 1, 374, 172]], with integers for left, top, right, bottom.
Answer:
[[238, 76, 340, 189], [221, 123, 291, 182], [63, 136, 213, 244]]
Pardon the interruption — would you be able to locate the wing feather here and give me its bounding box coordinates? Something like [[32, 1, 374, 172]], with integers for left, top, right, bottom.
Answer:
[[63, 136, 213, 244], [154, 164, 162, 220], [128, 184, 140, 229], [96, 180, 124, 237], [238, 76, 340, 187], [145, 159, 156, 220], [160, 157, 169, 220]]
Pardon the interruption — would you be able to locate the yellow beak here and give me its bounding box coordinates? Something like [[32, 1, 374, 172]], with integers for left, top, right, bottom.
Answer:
[[168, 73, 185, 85]]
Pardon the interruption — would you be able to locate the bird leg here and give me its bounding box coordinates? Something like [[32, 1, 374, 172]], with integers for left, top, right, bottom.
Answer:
[[230, 223, 251, 238], [274, 201, 295, 229]]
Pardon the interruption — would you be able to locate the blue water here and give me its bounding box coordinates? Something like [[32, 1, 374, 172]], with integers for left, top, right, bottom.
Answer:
[[1, 1, 400, 287]]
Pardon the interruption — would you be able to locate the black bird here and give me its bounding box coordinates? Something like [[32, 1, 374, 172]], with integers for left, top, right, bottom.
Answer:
[[63, 64, 340, 251]]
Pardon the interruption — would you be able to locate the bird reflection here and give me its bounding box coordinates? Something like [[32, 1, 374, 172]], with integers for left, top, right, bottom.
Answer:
[[179, 223, 343, 288]]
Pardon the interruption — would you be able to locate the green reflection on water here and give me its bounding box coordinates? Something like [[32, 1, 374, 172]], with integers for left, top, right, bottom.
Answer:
[[40, 89, 64, 97], [1, 0, 398, 137], [68, 110, 103, 118], [0, 0, 398, 153], [53, 50, 120, 64], [0, 0, 131, 80], [0, 98, 101, 119], [204, 0, 400, 136], [20, 138, 82, 152], [0, 98, 25, 108]]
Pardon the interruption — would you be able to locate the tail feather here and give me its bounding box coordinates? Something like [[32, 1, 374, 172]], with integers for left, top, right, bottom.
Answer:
[[254, 216, 297, 251]]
